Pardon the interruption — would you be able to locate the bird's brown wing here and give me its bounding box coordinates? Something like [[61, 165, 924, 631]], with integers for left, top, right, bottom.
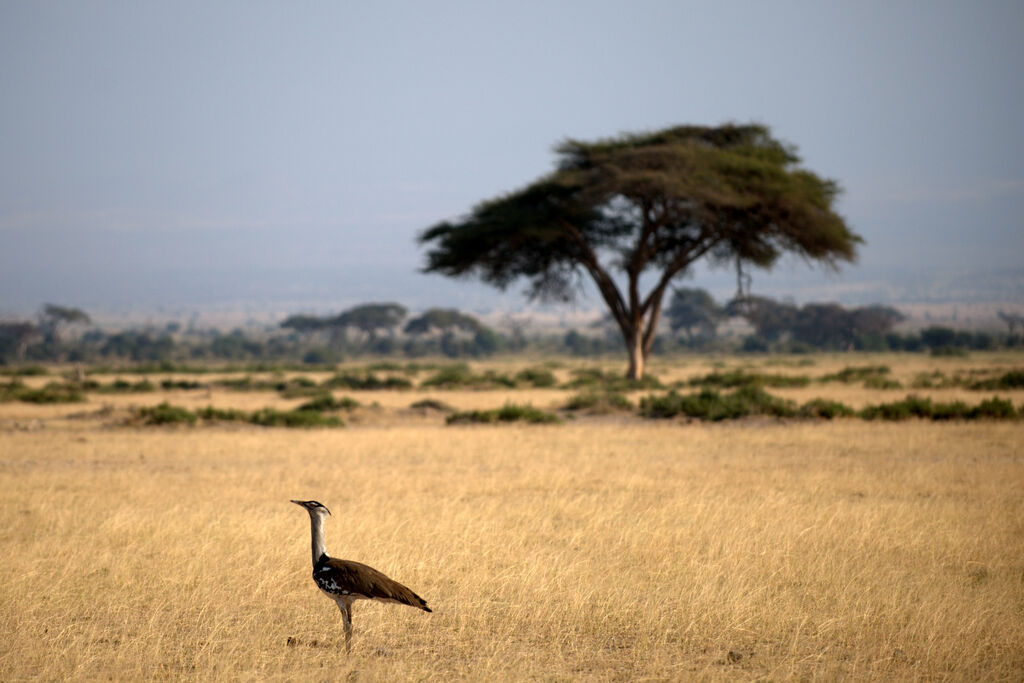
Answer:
[[318, 558, 431, 612]]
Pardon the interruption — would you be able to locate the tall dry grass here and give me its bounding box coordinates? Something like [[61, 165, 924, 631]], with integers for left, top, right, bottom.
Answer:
[[1, 417, 1022, 680]]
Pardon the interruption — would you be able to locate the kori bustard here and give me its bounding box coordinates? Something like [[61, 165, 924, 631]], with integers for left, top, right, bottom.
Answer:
[[290, 500, 431, 651]]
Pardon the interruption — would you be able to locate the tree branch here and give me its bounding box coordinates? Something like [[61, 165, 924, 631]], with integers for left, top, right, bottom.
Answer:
[[558, 220, 631, 337], [639, 236, 719, 315]]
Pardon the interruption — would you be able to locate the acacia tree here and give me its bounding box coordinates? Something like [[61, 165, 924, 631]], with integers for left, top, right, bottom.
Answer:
[[419, 123, 860, 378], [40, 304, 91, 343], [403, 308, 483, 336], [333, 303, 407, 342]]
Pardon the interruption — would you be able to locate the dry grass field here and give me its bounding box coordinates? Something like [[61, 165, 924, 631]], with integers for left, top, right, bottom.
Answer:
[[1, 353, 1023, 680]]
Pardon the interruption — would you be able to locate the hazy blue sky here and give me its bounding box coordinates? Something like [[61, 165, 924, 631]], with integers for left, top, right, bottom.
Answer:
[[1, 1, 1022, 316]]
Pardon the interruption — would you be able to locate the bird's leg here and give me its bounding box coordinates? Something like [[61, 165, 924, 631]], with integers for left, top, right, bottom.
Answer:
[[336, 599, 353, 653]]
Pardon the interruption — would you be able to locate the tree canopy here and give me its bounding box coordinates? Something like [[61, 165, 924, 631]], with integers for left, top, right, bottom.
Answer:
[[730, 296, 904, 349], [332, 303, 407, 339], [666, 287, 723, 342], [281, 303, 407, 338], [420, 123, 861, 377], [403, 308, 484, 336]]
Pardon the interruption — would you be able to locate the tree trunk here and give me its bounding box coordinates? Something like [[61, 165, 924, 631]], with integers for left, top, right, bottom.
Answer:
[[626, 333, 645, 380]]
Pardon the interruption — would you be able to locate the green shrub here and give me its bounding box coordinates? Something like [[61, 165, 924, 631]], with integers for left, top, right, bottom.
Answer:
[[421, 365, 516, 389], [798, 398, 856, 419], [138, 402, 197, 425], [324, 372, 413, 390], [0, 379, 27, 402], [195, 406, 250, 422], [249, 408, 343, 428], [860, 395, 1018, 421], [859, 395, 934, 421], [968, 397, 1017, 419], [928, 400, 971, 421], [563, 390, 632, 414], [447, 403, 561, 425], [561, 368, 605, 388], [0, 365, 48, 377], [513, 367, 558, 387], [215, 375, 330, 393], [278, 385, 329, 398], [419, 364, 473, 388], [863, 376, 902, 390], [135, 403, 344, 428], [216, 376, 258, 391], [94, 378, 156, 393], [364, 361, 416, 373], [820, 365, 892, 384], [408, 398, 454, 413], [160, 379, 205, 390], [562, 368, 662, 392], [16, 382, 86, 404], [639, 386, 797, 421], [296, 394, 360, 412], [968, 370, 1024, 391], [911, 371, 959, 389]]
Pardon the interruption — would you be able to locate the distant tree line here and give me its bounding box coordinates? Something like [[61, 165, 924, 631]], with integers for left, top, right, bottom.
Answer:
[[2, 297, 1021, 367], [663, 289, 1016, 354]]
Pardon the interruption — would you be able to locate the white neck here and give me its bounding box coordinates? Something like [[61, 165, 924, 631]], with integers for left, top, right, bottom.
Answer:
[[308, 512, 328, 565]]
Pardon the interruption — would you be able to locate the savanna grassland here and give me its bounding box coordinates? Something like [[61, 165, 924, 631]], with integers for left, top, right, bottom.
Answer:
[[1, 353, 1023, 680]]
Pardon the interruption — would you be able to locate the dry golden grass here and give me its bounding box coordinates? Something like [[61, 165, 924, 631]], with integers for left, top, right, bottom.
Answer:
[[1, 354, 1023, 680]]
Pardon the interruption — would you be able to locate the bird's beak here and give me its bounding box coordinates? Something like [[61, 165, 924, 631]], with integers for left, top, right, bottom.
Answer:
[[290, 499, 304, 506]]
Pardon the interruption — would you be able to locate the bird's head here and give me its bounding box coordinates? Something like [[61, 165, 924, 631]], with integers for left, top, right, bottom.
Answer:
[[290, 499, 332, 517]]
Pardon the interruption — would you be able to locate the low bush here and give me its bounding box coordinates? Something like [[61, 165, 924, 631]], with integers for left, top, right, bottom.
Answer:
[[513, 367, 558, 388], [408, 398, 455, 413], [563, 390, 632, 414], [859, 395, 934, 421], [217, 375, 326, 394], [968, 370, 1024, 391], [819, 365, 892, 384], [92, 378, 157, 393], [248, 408, 343, 428], [296, 394, 360, 412], [160, 379, 205, 390], [0, 365, 48, 377], [195, 406, 250, 421], [863, 375, 902, 390], [798, 398, 856, 419], [0, 379, 27, 401], [859, 395, 1017, 421], [447, 403, 561, 425], [911, 371, 961, 389], [421, 365, 516, 389], [324, 372, 413, 390], [278, 385, 329, 399], [969, 396, 1017, 419], [639, 386, 797, 421], [13, 382, 86, 404], [135, 403, 345, 427], [138, 402, 197, 425], [216, 376, 259, 391], [929, 400, 972, 421]]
